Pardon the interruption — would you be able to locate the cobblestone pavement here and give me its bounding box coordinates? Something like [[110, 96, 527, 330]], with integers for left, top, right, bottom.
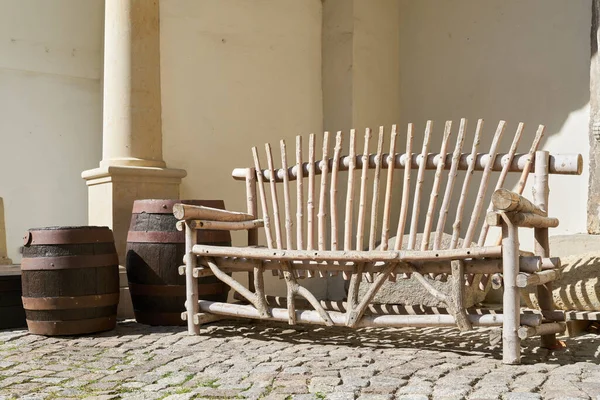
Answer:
[[0, 320, 600, 400]]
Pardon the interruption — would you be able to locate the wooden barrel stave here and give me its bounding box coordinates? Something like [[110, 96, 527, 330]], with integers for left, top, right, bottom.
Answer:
[[21, 227, 119, 336], [126, 200, 231, 326]]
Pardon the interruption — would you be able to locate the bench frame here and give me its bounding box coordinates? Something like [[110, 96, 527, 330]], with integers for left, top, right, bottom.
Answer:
[[177, 120, 582, 364]]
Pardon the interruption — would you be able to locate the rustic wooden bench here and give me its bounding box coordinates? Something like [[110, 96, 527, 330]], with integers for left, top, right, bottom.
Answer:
[[176, 119, 582, 364]]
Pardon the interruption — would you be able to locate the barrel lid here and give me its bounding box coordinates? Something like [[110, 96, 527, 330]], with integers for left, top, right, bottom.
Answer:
[[24, 226, 114, 246], [131, 199, 225, 214]]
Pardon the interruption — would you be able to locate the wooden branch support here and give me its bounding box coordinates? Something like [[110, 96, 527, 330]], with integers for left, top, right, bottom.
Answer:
[[501, 216, 521, 365], [186, 219, 264, 231], [174, 204, 255, 222], [231, 152, 583, 181], [193, 244, 502, 263], [197, 300, 542, 327], [204, 257, 269, 318], [491, 273, 503, 290], [194, 257, 507, 276], [516, 270, 562, 288], [492, 188, 546, 215], [346, 263, 396, 327], [185, 223, 200, 335], [518, 322, 566, 340], [190, 312, 225, 326], [511, 213, 559, 229], [486, 211, 559, 229], [451, 260, 473, 331]]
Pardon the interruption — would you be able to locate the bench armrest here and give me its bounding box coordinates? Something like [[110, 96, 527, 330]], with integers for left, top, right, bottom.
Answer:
[[486, 211, 559, 229], [173, 203, 255, 222]]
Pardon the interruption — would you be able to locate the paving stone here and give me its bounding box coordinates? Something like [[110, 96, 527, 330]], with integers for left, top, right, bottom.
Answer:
[[326, 393, 356, 400], [502, 394, 542, 400], [162, 394, 196, 400], [3, 320, 600, 399]]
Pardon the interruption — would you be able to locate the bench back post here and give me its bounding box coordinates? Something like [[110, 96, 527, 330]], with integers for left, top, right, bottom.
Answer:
[[533, 150, 555, 348]]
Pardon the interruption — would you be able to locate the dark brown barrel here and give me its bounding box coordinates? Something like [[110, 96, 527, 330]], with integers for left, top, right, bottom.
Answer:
[[0, 266, 26, 329], [126, 199, 231, 326], [21, 226, 119, 336]]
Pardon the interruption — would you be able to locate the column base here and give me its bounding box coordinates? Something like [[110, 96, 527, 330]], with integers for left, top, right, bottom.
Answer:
[[0, 257, 13, 266], [82, 165, 187, 319]]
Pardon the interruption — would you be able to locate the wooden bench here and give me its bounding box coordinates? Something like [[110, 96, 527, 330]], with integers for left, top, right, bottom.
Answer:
[[176, 119, 583, 364]]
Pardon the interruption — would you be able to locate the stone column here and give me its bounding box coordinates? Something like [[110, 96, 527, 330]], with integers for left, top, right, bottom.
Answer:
[[83, 0, 186, 318], [0, 198, 13, 266]]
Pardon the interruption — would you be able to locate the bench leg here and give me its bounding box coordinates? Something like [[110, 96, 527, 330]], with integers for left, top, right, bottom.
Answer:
[[502, 221, 521, 364], [185, 223, 200, 335]]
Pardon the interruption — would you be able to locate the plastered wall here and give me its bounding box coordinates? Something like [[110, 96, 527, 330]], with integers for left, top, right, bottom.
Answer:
[[0, 0, 104, 262], [396, 0, 591, 250], [160, 0, 324, 296]]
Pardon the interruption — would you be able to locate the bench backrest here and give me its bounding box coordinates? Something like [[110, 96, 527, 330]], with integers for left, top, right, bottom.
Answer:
[[232, 119, 582, 252]]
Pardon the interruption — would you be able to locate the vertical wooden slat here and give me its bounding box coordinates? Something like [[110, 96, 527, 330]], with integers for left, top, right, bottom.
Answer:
[[515, 125, 545, 195], [252, 147, 274, 249], [296, 136, 304, 251], [367, 128, 385, 282], [477, 123, 524, 247], [307, 134, 316, 251], [369, 128, 385, 251], [421, 121, 453, 252], [307, 134, 317, 278], [280, 140, 294, 250], [434, 118, 467, 250], [330, 132, 343, 251], [318, 132, 331, 252], [356, 128, 372, 251], [450, 119, 483, 250], [344, 130, 357, 250], [462, 121, 505, 287], [408, 121, 433, 251], [246, 167, 258, 291], [265, 143, 283, 250], [380, 125, 398, 251], [342, 130, 357, 280], [462, 120, 506, 248], [394, 124, 414, 255], [380, 126, 398, 282]]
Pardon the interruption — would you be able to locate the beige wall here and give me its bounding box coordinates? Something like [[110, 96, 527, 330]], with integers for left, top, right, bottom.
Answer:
[[0, 0, 104, 262], [396, 0, 591, 250], [160, 0, 324, 296]]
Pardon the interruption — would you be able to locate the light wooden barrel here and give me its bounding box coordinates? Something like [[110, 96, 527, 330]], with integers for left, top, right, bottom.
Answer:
[[126, 199, 231, 326], [21, 227, 119, 335]]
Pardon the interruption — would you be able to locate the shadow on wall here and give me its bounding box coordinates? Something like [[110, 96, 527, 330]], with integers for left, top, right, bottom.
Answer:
[[396, 0, 591, 241]]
